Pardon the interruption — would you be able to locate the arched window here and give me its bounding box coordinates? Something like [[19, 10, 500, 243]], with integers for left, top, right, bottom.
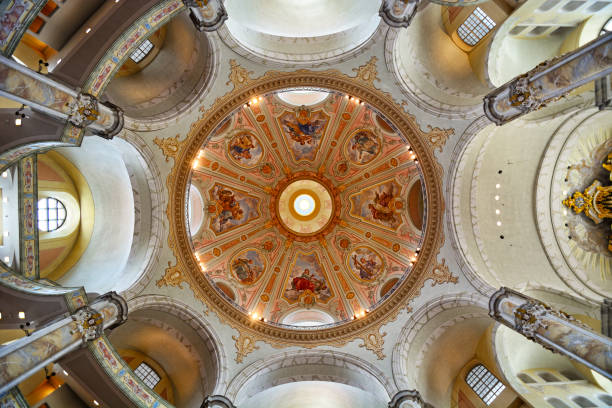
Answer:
[[465, 364, 505, 405], [572, 396, 596, 408], [539, 372, 560, 382], [560, 370, 583, 381], [547, 398, 571, 408], [130, 39, 154, 63], [457, 7, 496, 46], [134, 362, 161, 388], [517, 373, 535, 383], [37, 197, 67, 232], [598, 395, 612, 405], [600, 17, 612, 37]]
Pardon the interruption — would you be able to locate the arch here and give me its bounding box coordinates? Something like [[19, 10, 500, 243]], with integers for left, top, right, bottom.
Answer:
[[124, 295, 228, 396], [391, 293, 491, 406], [226, 350, 396, 405], [106, 13, 218, 126], [385, 4, 493, 120], [547, 398, 571, 408], [572, 396, 597, 407], [218, 0, 382, 66]]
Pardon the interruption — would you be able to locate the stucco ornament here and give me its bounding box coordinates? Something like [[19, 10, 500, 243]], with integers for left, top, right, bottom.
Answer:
[[71, 306, 104, 342], [67, 93, 99, 128]]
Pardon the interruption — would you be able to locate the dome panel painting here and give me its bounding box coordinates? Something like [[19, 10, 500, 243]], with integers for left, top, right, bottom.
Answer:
[[188, 88, 425, 327]]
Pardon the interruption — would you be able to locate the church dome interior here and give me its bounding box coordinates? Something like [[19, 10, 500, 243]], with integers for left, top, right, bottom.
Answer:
[[0, 1, 611, 408]]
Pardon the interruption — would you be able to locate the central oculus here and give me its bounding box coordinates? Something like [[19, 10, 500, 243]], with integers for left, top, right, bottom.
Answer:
[[294, 194, 315, 216], [277, 179, 333, 236]]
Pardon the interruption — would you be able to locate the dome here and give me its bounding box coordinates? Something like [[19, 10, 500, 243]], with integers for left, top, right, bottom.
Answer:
[[187, 88, 425, 327]]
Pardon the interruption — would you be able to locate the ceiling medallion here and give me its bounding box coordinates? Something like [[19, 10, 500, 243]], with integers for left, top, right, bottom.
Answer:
[[165, 66, 446, 348], [271, 172, 340, 240]]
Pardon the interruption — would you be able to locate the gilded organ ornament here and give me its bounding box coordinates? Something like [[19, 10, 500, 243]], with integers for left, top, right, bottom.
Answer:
[[563, 152, 612, 252]]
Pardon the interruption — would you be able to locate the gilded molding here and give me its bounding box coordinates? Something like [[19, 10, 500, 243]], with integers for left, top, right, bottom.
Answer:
[[425, 259, 458, 287], [352, 56, 380, 87], [232, 332, 259, 363], [154, 135, 182, 163], [226, 59, 255, 90], [156, 261, 186, 289], [425, 125, 454, 153], [163, 61, 445, 348], [359, 326, 387, 360]]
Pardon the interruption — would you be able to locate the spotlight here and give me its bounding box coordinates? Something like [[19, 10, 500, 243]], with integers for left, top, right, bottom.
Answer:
[[14, 108, 25, 126], [37, 59, 49, 73]]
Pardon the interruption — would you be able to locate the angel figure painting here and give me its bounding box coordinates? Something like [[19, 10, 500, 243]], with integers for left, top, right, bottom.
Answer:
[[209, 184, 260, 234], [279, 107, 329, 161], [231, 249, 265, 285], [348, 247, 383, 281], [283, 252, 332, 304], [350, 180, 403, 230], [227, 132, 263, 168], [346, 130, 381, 165]]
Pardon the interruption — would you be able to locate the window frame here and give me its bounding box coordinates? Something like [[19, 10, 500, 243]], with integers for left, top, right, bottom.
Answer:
[[465, 364, 506, 405], [129, 39, 155, 64], [457, 7, 497, 47], [133, 362, 161, 389], [37, 197, 67, 232]]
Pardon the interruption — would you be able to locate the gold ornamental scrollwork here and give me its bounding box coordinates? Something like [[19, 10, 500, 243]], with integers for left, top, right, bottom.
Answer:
[[233, 332, 260, 363], [154, 135, 182, 163], [425, 259, 458, 287], [157, 261, 186, 289], [359, 326, 387, 360], [164, 62, 445, 349], [352, 56, 380, 87]]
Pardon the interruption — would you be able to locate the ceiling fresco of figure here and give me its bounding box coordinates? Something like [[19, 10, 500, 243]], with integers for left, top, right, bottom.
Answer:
[[187, 89, 425, 326]]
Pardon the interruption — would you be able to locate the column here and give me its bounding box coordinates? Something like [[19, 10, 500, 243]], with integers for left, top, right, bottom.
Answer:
[[379, 0, 420, 28], [489, 287, 612, 380], [18, 155, 38, 279], [183, 0, 228, 32], [0, 55, 124, 139], [389, 390, 433, 408], [484, 32, 612, 125], [0, 0, 47, 57], [202, 395, 236, 408], [0, 292, 128, 395]]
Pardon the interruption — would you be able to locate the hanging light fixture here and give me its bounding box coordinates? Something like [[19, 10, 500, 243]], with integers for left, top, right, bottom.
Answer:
[[14, 105, 26, 126]]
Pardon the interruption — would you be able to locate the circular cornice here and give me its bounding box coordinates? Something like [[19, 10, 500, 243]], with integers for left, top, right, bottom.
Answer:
[[167, 70, 444, 346], [271, 172, 340, 241]]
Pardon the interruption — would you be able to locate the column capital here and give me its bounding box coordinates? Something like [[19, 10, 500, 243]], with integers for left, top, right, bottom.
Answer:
[[379, 0, 420, 28], [389, 390, 433, 408], [202, 395, 236, 408], [183, 0, 228, 32]]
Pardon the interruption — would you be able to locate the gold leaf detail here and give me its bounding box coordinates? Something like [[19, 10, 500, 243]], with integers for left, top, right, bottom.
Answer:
[[156, 261, 185, 289], [232, 332, 259, 363], [154, 135, 181, 162], [226, 59, 254, 90], [352, 56, 379, 86], [359, 327, 387, 360], [427, 259, 458, 286], [425, 125, 455, 153]]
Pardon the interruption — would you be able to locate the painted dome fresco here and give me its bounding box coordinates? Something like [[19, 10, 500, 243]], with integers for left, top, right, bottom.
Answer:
[[187, 89, 425, 327]]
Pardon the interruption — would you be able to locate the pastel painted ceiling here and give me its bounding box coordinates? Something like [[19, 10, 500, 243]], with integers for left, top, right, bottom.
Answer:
[[187, 89, 425, 326]]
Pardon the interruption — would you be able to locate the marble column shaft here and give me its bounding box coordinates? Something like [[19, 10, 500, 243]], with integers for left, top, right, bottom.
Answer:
[[0, 292, 127, 395], [0, 55, 123, 138], [489, 287, 612, 380], [484, 32, 612, 125]]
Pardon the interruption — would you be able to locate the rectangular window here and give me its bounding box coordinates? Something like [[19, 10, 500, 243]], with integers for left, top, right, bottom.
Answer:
[[457, 7, 496, 46], [130, 39, 154, 64]]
